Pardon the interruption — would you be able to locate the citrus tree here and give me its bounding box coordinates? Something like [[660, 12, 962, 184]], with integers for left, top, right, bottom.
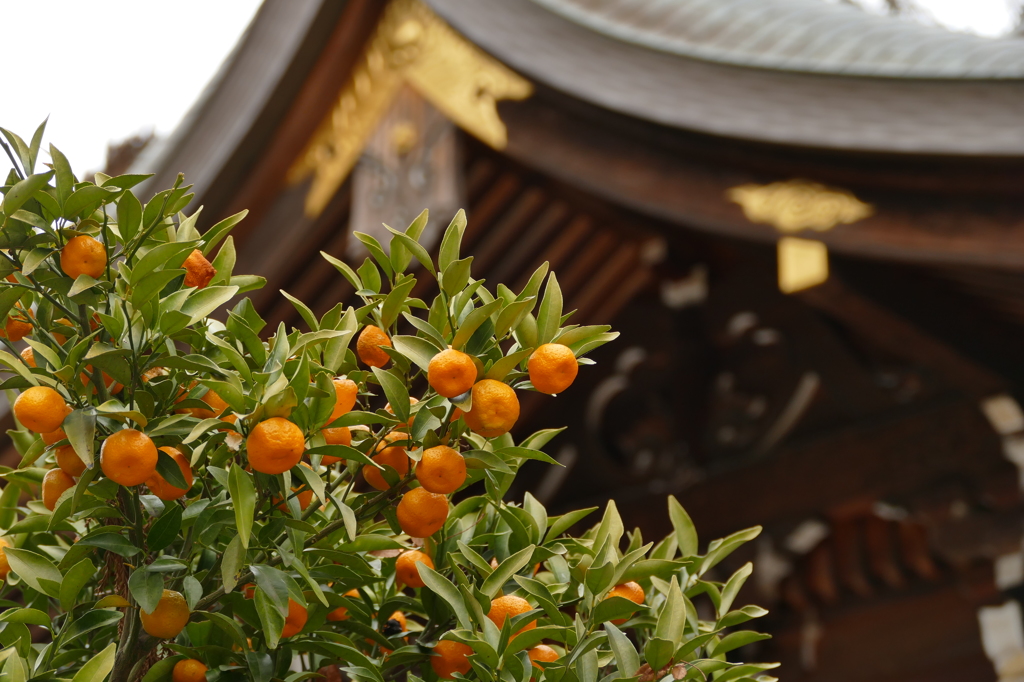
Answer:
[[0, 122, 777, 682]]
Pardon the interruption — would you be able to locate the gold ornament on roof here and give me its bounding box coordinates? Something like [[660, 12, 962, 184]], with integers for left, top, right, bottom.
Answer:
[[727, 179, 873, 233], [289, 0, 533, 217]]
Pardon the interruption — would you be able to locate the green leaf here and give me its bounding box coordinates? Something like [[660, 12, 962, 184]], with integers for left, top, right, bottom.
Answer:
[[372, 367, 410, 423], [718, 604, 769, 629], [221, 534, 245, 594], [719, 562, 753, 615], [0, 609, 51, 627], [644, 638, 674, 672], [418, 564, 472, 630], [129, 568, 164, 613], [708, 631, 771, 657], [655, 577, 686, 648], [463, 449, 512, 474], [485, 349, 532, 382], [535, 273, 563, 345], [148, 505, 183, 553], [117, 190, 143, 244], [59, 559, 96, 611], [441, 257, 474, 297], [385, 225, 435, 276], [251, 565, 292, 617], [181, 285, 238, 324], [71, 643, 117, 682], [228, 465, 256, 549], [50, 145, 73, 205], [438, 209, 466, 272], [293, 461, 326, 506], [64, 186, 116, 219], [320, 251, 363, 291], [63, 409, 96, 468], [254, 588, 286, 650], [545, 507, 598, 542], [202, 210, 248, 256], [605, 623, 640, 676], [480, 545, 535, 598], [2, 171, 54, 216], [452, 299, 502, 350], [5, 548, 61, 596], [668, 495, 698, 557], [391, 335, 439, 372], [78, 531, 140, 557], [281, 290, 319, 331], [381, 276, 418, 329]]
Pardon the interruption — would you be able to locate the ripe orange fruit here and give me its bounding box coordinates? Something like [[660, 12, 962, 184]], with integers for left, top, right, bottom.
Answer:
[[396, 487, 448, 538], [146, 447, 194, 500], [605, 581, 645, 624], [356, 325, 391, 368], [247, 417, 304, 475], [395, 549, 434, 588], [463, 380, 519, 438], [51, 317, 77, 345], [363, 432, 410, 491], [140, 589, 190, 639], [428, 349, 477, 398], [1, 305, 33, 342], [19, 347, 35, 368], [42, 468, 75, 510], [528, 644, 559, 669], [182, 249, 216, 289], [487, 595, 536, 636], [326, 588, 359, 622], [415, 445, 466, 494], [171, 659, 208, 682], [177, 387, 229, 420], [0, 537, 10, 579], [528, 343, 578, 395], [14, 386, 68, 433], [42, 427, 67, 446], [320, 427, 351, 465], [60, 235, 106, 279], [55, 445, 86, 478], [330, 377, 358, 422], [281, 599, 308, 638], [101, 429, 159, 487], [432, 640, 473, 679]]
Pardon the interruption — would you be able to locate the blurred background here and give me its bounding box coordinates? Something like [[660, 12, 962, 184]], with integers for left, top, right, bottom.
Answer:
[[5, 1, 1024, 680]]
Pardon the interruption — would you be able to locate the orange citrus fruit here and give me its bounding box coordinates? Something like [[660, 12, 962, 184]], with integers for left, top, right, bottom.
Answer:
[[463, 380, 519, 438], [182, 249, 216, 289], [326, 588, 360, 622], [42, 468, 75, 511], [396, 487, 448, 538], [395, 550, 434, 588], [320, 427, 351, 465], [487, 595, 536, 636], [171, 659, 208, 682], [140, 589, 190, 639], [415, 445, 466, 494], [528, 343, 578, 395], [19, 347, 35, 368], [363, 432, 410, 491], [330, 377, 358, 422], [2, 305, 33, 342], [528, 644, 559, 669], [146, 447, 194, 500], [0, 537, 10, 580], [356, 325, 391, 368], [100, 429, 159, 487], [177, 386, 228, 420], [60, 235, 106, 279], [42, 427, 67, 446], [428, 349, 477, 398], [605, 581, 645, 624], [14, 386, 68, 433], [385, 397, 419, 428], [247, 417, 304, 474], [282, 599, 308, 638], [55, 445, 86, 478], [431, 640, 473, 679]]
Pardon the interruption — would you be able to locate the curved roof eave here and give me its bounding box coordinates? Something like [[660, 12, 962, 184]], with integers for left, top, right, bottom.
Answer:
[[426, 0, 1024, 155], [531, 0, 1024, 79]]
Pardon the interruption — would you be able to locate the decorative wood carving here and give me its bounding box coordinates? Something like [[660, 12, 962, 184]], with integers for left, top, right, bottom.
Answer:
[[288, 0, 531, 218]]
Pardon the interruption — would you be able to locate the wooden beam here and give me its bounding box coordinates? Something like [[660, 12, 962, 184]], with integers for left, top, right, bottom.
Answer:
[[609, 398, 1007, 541]]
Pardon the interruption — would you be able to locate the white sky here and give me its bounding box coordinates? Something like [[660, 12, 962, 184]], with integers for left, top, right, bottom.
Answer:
[[0, 0, 262, 180], [0, 0, 1020, 182]]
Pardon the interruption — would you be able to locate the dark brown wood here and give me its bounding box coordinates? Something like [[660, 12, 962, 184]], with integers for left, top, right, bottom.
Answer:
[[497, 91, 1024, 270]]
